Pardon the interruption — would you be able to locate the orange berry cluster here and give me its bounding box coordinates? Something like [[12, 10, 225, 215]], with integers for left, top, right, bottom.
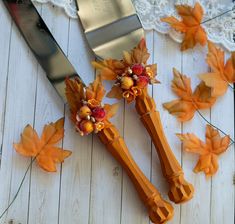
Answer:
[[115, 64, 155, 102], [75, 102, 106, 136]]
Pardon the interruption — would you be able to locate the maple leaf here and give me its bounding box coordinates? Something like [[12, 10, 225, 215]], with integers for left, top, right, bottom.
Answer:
[[129, 38, 150, 64], [103, 103, 119, 120], [199, 41, 235, 97], [92, 39, 158, 103], [177, 125, 230, 177], [92, 39, 150, 79], [163, 68, 216, 122], [14, 118, 72, 172], [161, 2, 207, 51], [65, 77, 85, 123], [92, 59, 126, 81], [86, 75, 106, 102]]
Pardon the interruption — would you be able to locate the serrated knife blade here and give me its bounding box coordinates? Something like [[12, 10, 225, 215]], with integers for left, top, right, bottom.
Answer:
[[3, 0, 83, 102]]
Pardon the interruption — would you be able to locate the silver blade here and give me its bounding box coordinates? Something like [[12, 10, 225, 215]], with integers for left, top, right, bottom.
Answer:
[[3, 0, 84, 102], [76, 0, 144, 59]]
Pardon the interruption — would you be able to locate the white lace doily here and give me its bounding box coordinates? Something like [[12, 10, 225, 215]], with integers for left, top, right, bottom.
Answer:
[[32, 0, 235, 51]]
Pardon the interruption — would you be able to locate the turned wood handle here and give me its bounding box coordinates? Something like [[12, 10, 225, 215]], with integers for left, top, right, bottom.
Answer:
[[98, 122, 174, 224], [135, 90, 194, 204]]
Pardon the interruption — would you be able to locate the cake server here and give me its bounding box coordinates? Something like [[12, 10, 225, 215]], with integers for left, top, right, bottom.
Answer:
[[76, 0, 194, 203]]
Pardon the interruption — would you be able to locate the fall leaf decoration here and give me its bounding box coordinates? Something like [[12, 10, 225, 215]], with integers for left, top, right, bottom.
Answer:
[[177, 125, 230, 177], [65, 75, 119, 136], [199, 41, 235, 97], [14, 118, 72, 172], [163, 68, 216, 122], [92, 39, 159, 103], [161, 2, 207, 51]]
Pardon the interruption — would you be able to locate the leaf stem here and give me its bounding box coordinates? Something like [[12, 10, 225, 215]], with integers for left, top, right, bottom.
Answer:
[[201, 7, 235, 25], [0, 122, 62, 220], [196, 109, 235, 144], [0, 156, 36, 219]]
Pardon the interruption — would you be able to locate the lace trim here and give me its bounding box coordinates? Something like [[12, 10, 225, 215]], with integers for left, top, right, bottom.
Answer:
[[33, 0, 78, 18], [32, 0, 235, 51]]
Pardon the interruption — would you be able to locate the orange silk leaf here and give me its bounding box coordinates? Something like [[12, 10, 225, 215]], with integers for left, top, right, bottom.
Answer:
[[131, 38, 150, 64], [65, 77, 84, 123], [163, 68, 216, 122], [199, 41, 235, 97], [106, 85, 124, 100], [86, 75, 106, 102], [104, 103, 119, 120], [177, 125, 230, 177], [92, 39, 150, 80], [14, 118, 72, 172], [91, 59, 126, 80], [161, 2, 207, 50]]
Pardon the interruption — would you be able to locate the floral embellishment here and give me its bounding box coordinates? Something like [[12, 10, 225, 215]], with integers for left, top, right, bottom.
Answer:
[[92, 39, 159, 103], [177, 125, 230, 177], [65, 75, 119, 136]]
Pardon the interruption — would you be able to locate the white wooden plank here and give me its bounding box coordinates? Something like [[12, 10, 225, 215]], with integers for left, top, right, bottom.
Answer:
[[0, 19, 38, 224], [181, 47, 211, 224], [152, 31, 182, 224], [0, 1, 12, 163], [88, 82, 123, 223], [27, 4, 68, 224], [210, 51, 234, 224], [88, 134, 122, 224], [59, 16, 95, 224], [0, 0, 234, 223], [120, 31, 153, 224], [66, 19, 95, 85]]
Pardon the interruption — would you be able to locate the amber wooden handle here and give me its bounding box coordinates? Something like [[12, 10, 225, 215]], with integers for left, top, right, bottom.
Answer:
[[135, 90, 194, 204], [98, 122, 174, 224]]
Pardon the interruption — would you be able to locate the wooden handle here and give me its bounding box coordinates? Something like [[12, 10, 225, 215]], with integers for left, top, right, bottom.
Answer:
[[98, 122, 174, 224], [135, 90, 194, 204]]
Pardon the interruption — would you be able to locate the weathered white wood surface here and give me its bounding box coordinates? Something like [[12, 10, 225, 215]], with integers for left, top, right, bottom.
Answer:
[[0, 2, 234, 224]]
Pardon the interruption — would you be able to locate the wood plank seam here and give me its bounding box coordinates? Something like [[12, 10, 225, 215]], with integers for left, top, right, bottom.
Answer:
[[57, 13, 71, 224], [0, 18, 13, 168]]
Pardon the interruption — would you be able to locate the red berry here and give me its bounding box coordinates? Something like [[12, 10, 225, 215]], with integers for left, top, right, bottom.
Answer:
[[92, 107, 106, 121], [131, 64, 144, 75], [137, 76, 149, 88]]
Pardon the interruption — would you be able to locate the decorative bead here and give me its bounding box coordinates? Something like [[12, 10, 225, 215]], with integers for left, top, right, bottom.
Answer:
[[132, 74, 138, 80], [90, 116, 96, 123], [127, 68, 133, 74], [82, 100, 88, 105]]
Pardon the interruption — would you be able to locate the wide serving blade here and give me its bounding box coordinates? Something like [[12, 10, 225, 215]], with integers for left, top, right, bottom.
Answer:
[[76, 0, 144, 59], [3, 0, 83, 102]]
